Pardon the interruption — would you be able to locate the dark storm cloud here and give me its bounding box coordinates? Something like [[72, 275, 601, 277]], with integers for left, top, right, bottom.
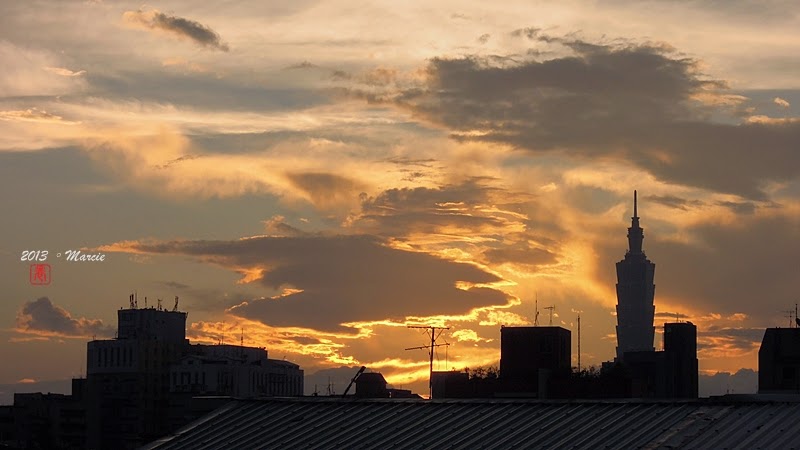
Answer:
[[353, 39, 800, 199], [15, 297, 113, 338], [123, 9, 229, 51], [106, 235, 509, 331]]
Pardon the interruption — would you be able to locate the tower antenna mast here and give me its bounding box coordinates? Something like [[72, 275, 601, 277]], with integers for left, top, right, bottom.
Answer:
[[405, 325, 450, 398]]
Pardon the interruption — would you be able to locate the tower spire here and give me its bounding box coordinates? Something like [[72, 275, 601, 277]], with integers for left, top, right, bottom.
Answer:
[[627, 190, 644, 255]]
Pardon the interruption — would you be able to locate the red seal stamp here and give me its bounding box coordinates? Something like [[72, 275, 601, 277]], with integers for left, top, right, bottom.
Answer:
[[30, 264, 51, 285]]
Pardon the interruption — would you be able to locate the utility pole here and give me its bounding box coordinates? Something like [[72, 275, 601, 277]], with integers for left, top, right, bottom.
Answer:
[[577, 313, 581, 372], [405, 325, 450, 398]]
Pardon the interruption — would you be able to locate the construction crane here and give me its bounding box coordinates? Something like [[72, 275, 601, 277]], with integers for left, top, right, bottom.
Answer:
[[342, 366, 367, 398]]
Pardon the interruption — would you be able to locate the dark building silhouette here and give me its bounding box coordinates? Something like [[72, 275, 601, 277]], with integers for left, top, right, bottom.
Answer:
[[615, 190, 656, 360], [612, 321, 698, 399], [431, 371, 471, 398], [86, 306, 189, 449], [85, 301, 304, 449], [664, 322, 698, 398], [355, 372, 389, 397], [0, 405, 12, 446], [758, 327, 800, 393], [500, 326, 571, 395], [9, 390, 87, 450], [352, 372, 418, 398], [4, 299, 305, 449]]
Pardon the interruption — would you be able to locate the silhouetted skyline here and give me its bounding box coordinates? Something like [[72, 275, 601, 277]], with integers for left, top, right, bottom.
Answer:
[[3, 0, 800, 402]]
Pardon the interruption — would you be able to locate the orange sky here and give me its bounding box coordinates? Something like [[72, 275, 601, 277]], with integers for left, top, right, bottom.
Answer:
[[2, 0, 800, 396]]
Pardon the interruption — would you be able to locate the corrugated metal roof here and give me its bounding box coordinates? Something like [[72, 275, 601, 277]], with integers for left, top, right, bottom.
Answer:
[[143, 398, 800, 450]]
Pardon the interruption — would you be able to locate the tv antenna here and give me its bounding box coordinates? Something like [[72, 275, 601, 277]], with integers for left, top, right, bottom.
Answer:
[[326, 377, 335, 396], [544, 305, 556, 326], [781, 309, 795, 328], [534, 294, 540, 326], [405, 325, 450, 398], [796, 304, 799, 328]]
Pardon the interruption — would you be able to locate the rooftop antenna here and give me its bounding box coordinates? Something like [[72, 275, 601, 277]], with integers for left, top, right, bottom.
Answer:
[[796, 304, 799, 328], [634, 189, 638, 218], [327, 377, 335, 396], [781, 310, 794, 328], [544, 305, 556, 326], [157, 298, 162, 311], [134, 290, 138, 309], [129, 293, 134, 309], [144, 296, 147, 308], [577, 313, 581, 372], [405, 325, 450, 399], [173, 296, 179, 312], [534, 294, 540, 326]]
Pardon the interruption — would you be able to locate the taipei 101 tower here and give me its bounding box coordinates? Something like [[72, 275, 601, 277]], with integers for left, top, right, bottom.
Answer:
[[615, 191, 656, 360]]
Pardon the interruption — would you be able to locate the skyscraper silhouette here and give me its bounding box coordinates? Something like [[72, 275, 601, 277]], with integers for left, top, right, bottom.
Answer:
[[615, 191, 656, 360]]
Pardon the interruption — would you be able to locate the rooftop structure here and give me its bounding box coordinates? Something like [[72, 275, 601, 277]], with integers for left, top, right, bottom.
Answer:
[[500, 326, 571, 395], [759, 327, 800, 393], [142, 397, 800, 450]]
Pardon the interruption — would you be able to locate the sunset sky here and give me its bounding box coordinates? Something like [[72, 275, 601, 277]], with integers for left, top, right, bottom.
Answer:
[[2, 0, 799, 396]]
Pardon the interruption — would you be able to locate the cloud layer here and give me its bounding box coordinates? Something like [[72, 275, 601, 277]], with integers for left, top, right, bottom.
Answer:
[[349, 38, 800, 199], [123, 8, 230, 51], [101, 234, 511, 331], [15, 297, 113, 339]]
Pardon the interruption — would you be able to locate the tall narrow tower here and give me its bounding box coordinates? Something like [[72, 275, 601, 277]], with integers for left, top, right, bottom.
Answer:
[[615, 191, 656, 360]]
